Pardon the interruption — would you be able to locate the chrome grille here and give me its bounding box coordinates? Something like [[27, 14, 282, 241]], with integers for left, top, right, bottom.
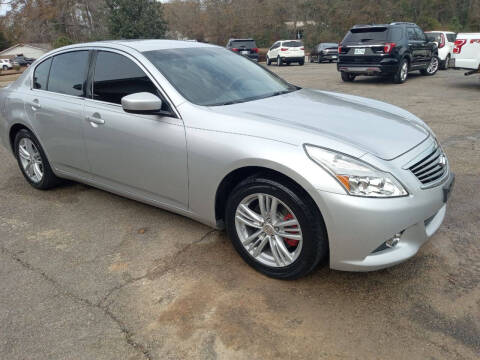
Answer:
[[408, 146, 447, 185]]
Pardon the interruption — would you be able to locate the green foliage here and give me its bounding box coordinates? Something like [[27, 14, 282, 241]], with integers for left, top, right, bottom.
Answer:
[[53, 36, 74, 49], [106, 0, 167, 39]]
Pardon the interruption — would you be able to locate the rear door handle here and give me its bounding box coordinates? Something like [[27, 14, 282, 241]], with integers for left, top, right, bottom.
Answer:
[[86, 113, 105, 126], [30, 99, 41, 110]]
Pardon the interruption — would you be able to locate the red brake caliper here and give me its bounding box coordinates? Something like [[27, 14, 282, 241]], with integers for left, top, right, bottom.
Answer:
[[283, 213, 299, 247]]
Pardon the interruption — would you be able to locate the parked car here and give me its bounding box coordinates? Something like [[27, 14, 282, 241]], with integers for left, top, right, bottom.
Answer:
[[266, 40, 305, 66], [0, 40, 454, 279], [425, 31, 456, 69], [226, 38, 259, 62], [0, 59, 13, 71], [310, 43, 338, 63], [451, 32, 480, 76], [12, 55, 35, 66], [338, 22, 439, 83]]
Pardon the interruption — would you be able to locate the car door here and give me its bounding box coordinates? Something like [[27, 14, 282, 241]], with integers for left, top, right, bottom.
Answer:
[[407, 27, 422, 67], [24, 50, 91, 174], [82, 50, 188, 208], [414, 27, 430, 64], [270, 42, 279, 59]]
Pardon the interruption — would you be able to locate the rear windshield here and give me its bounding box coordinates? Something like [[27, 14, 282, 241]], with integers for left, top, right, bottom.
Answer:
[[343, 27, 388, 44], [426, 33, 442, 43], [282, 41, 303, 47], [321, 43, 338, 48], [230, 40, 256, 48]]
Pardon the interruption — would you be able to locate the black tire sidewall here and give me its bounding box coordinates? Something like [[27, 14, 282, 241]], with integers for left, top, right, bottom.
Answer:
[[225, 177, 328, 279], [14, 129, 60, 190], [394, 59, 408, 83]]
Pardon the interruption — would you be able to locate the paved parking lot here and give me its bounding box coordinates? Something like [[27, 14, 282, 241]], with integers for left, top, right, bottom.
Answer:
[[1, 64, 479, 360]]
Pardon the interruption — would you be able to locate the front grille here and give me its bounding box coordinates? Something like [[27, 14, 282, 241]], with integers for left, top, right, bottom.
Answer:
[[409, 146, 447, 185]]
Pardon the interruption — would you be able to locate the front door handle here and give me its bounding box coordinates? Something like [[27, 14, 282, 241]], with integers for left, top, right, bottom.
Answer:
[[86, 113, 105, 127], [30, 99, 41, 110]]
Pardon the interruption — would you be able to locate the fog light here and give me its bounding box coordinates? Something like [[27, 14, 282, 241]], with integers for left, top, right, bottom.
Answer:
[[386, 233, 401, 248]]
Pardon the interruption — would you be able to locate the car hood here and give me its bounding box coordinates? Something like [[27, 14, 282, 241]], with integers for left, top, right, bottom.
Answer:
[[207, 89, 430, 160]]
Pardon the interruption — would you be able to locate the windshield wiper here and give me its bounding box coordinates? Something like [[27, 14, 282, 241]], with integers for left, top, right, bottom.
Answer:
[[210, 88, 299, 106]]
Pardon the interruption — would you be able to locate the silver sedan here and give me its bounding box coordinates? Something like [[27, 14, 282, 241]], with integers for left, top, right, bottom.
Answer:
[[0, 40, 454, 279]]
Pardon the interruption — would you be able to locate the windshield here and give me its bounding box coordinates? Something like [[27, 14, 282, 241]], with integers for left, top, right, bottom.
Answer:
[[343, 27, 388, 44], [230, 40, 256, 48], [144, 47, 297, 106]]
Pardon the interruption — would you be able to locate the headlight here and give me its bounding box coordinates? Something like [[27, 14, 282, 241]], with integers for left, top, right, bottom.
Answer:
[[305, 145, 408, 198]]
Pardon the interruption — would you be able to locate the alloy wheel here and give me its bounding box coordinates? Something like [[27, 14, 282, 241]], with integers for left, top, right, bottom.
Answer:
[[18, 138, 44, 183], [401, 62, 408, 81], [427, 57, 439, 74], [234, 193, 303, 267]]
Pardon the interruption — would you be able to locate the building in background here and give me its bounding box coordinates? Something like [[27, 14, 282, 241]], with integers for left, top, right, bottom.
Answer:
[[285, 21, 317, 39], [0, 43, 52, 59]]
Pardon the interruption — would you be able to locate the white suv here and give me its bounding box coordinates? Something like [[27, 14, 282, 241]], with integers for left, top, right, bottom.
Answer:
[[0, 59, 13, 71], [425, 31, 456, 70], [266, 40, 305, 66]]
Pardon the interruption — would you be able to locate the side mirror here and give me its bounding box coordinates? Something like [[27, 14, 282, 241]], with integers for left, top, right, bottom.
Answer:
[[121, 92, 163, 114]]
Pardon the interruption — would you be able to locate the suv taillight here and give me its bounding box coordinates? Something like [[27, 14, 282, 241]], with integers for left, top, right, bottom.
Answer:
[[439, 33, 446, 48], [300, 47, 304, 50], [280, 48, 288, 51], [383, 42, 396, 54], [338, 45, 342, 53], [453, 39, 466, 54], [232, 48, 239, 52], [251, 48, 259, 53]]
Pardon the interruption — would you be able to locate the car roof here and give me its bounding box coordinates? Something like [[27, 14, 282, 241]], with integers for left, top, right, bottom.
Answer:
[[53, 39, 218, 53]]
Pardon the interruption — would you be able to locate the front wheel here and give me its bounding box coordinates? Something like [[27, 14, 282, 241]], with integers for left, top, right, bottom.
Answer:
[[266, 56, 271, 66], [421, 56, 439, 76], [341, 72, 356, 82], [225, 176, 328, 279], [14, 129, 62, 190]]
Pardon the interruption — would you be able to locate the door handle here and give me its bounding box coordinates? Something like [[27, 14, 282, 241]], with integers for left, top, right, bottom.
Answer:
[[30, 99, 41, 110], [86, 113, 105, 126]]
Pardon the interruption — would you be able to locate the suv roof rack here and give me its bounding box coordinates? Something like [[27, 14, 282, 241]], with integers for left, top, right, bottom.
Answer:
[[390, 22, 417, 26]]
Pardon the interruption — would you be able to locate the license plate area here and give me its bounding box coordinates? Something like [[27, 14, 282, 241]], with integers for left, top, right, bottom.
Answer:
[[354, 48, 366, 55], [241, 50, 249, 55]]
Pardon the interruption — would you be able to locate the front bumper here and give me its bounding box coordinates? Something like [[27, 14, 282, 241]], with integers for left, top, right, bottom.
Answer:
[[311, 154, 454, 272]]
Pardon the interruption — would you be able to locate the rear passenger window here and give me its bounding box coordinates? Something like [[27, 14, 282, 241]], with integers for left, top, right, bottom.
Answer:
[[33, 58, 52, 90], [92, 51, 158, 105], [407, 28, 417, 41], [48, 51, 89, 96]]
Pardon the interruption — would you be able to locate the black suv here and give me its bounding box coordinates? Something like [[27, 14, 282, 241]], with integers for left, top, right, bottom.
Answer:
[[337, 22, 439, 83], [226, 39, 259, 62], [310, 43, 338, 63], [12, 55, 35, 66]]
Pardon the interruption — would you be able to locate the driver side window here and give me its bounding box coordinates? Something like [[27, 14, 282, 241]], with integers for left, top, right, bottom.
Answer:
[[407, 28, 417, 41], [415, 28, 426, 41]]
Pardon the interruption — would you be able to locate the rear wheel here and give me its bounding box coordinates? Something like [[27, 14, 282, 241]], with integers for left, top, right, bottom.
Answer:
[[14, 129, 62, 190], [276, 56, 282, 67], [393, 59, 409, 83], [225, 176, 328, 279], [421, 56, 439, 76], [341, 72, 355, 82], [2, 65, 7, 71], [299, 60, 304, 66]]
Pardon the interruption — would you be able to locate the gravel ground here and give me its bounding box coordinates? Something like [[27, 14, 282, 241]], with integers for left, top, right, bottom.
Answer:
[[0, 63, 479, 360]]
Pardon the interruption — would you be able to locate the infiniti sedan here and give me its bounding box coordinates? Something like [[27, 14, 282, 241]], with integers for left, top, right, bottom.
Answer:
[[0, 40, 454, 279]]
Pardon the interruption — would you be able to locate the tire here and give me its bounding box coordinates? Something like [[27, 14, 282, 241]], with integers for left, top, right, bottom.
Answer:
[[341, 72, 355, 82], [440, 55, 449, 70], [276, 56, 282, 67], [2, 65, 7, 71], [266, 56, 271, 66], [14, 129, 62, 190], [421, 56, 439, 76], [225, 175, 329, 279], [393, 59, 409, 83], [299, 60, 304, 66]]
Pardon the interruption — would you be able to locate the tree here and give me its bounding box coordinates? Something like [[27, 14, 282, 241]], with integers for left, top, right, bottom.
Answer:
[[106, 0, 167, 39]]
